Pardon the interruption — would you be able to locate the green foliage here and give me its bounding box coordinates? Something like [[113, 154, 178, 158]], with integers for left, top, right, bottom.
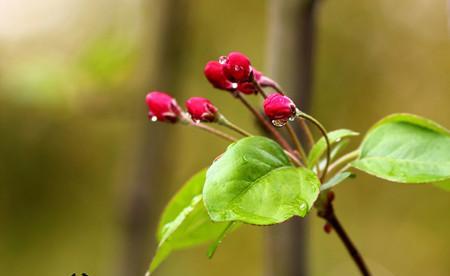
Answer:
[[150, 170, 231, 273], [308, 129, 359, 168], [203, 136, 320, 225], [320, 172, 353, 191], [352, 114, 450, 183]]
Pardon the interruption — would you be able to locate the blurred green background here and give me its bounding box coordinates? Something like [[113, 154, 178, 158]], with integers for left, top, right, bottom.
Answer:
[[1, 0, 449, 275]]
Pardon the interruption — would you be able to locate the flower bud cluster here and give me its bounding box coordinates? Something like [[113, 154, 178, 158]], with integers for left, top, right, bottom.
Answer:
[[145, 92, 219, 123], [145, 51, 300, 128]]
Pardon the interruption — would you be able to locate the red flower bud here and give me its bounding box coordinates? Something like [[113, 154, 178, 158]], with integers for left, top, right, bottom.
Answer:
[[145, 91, 181, 123], [263, 93, 297, 124], [237, 82, 257, 95], [222, 52, 252, 83], [204, 61, 236, 91], [324, 223, 333, 234], [236, 69, 278, 94], [253, 69, 264, 82], [185, 97, 218, 122]]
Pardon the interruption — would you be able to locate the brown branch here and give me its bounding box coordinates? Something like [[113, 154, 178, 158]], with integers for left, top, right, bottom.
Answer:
[[319, 203, 371, 276]]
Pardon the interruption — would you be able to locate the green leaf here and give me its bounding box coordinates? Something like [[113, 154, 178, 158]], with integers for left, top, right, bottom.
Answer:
[[307, 129, 359, 168], [150, 170, 230, 274], [352, 113, 450, 183], [207, 221, 236, 259], [434, 179, 450, 191], [320, 172, 353, 191], [203, 136, 320, 225]]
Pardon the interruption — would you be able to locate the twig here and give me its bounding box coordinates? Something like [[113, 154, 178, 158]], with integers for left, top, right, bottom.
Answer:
[[298, 111, 330, 182], [296, 118, 315, 151], [285, 123, 307, 163], [217, 115, 253, 137], [190, 123, 237, 142], [319, 203, 371, 276], [326, 150, 359, 179]]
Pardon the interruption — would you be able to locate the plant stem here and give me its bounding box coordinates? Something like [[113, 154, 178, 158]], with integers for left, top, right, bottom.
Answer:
[[297, 111, 330, 182], [190, 122, 237, 142], [285, 123, 307, 163], [236, 94, 295, 154], [326, 150, 359, 178], [284, 150, 302, 167], [251, 78, 269, 98], [217, 115, 253, 137], [296, 118, 315, 151], [319, 203, 371, 276]]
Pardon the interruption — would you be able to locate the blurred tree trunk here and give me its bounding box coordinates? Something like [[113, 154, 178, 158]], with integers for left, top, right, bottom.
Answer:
[[265, 0, 318, 275], [118, 0, 189, 275]]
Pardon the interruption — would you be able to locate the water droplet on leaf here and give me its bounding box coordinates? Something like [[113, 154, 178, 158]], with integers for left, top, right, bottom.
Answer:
[[299, 202, 307, 211]]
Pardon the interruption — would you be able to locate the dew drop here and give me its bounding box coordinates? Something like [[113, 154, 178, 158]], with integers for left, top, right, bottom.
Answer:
[[271, 119, 287, 127], [219, 56, 228, 64], [299, 202, 307, 211], [231, 82, 238, 89], [194, 119, 201, 124], [233, 65, 241, 72], [150, 116, 158, 122], [336, 138, 342, 143], [288, 115, 296, 122]]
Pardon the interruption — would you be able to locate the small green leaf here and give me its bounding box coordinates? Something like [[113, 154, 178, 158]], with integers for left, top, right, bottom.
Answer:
[[308, 129, 359, 168], [203, 136, 320, 225], [320, 172, 353, 191], [352, 113, 450, 183], [150, 170, 231, 274], [207, 221, 236, 259]]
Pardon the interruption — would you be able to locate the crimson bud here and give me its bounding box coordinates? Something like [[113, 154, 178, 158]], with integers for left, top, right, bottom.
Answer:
[[236, 69, 263, 94], [222, 52, 252, 83], [145, 91, 181, 123], [324, 223, 333, 234], [204, 61, 236, 91], [263, 93, 297, 122], [237, 82, 257, 95], [185, 97, 219, 122]]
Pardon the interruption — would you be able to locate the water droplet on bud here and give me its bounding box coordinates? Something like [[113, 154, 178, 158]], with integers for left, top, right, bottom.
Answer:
[[271, 119, 287, 127], [288, 116, 296, 121], [231, 83, 238, 89], [233, 65, 241, 72], [151, 116, 158, 122], [219, 56, 228, 64]]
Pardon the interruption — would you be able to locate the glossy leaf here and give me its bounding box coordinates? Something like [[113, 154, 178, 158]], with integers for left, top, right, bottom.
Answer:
[[320, 172, 353, 191], [150, 170, 230, 273], [203, 136, 320, 225], [352, 113, 450, 183], [308, 129, 359, 168]]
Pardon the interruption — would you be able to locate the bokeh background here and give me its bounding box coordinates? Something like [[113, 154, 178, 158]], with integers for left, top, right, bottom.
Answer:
[[1, 0, 449, 275]]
